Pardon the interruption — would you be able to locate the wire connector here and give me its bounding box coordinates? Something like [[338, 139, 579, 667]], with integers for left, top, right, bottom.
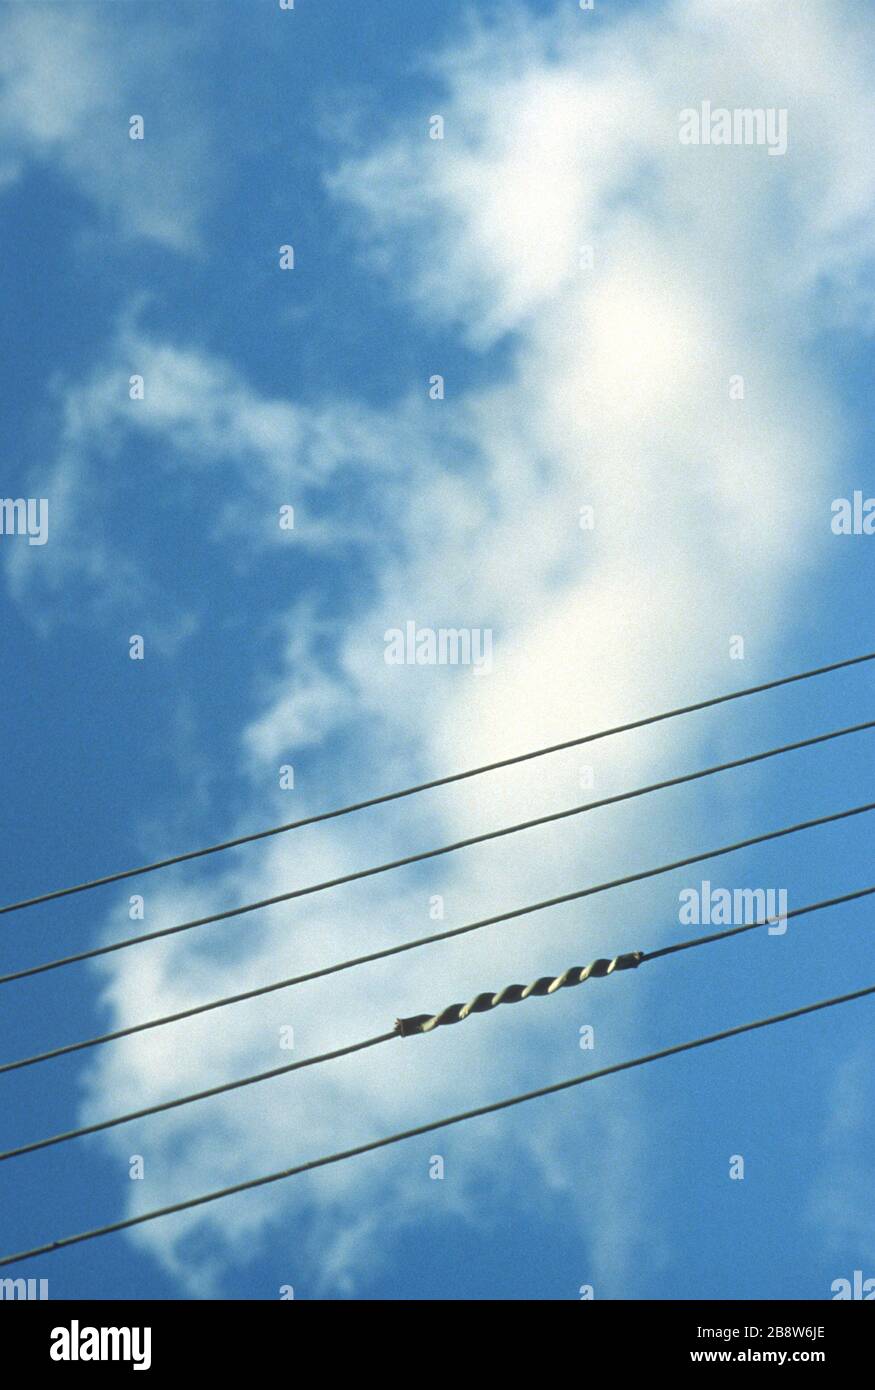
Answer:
[[396, 951, 644, 1037]]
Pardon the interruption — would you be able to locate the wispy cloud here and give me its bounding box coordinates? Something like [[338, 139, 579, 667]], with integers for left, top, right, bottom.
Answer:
[[808, 1045, 875, 1266], [2, 312, 404, 632], [0, 4, 215, 249]]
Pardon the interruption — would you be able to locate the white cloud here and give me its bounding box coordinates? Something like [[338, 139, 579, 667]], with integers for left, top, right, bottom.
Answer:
[[52, 0, 875, 1294], [2, 315, 406, 630], [242, 602, 357, 763], [0, 4, 214, 249], [808, 1046, 875, 1267]]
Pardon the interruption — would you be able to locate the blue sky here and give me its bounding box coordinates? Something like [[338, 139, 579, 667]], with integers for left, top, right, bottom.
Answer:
[[0, 0, 874, 1300]]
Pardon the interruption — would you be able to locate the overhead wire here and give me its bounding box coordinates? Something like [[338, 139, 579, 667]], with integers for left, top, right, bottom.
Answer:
[[2, 980, 873, 1267], [395, 887, 874, 1034], [4, 721, 873, 981], [0, 1032, 395, 1163], [3, 801, 871, 1073], [0, 884, 870, 1160], [2, 649, 872, 918]]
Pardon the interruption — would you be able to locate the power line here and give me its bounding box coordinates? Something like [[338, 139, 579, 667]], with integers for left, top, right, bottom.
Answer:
[[0, 1032, 395, 1163], [396, 950, 644, 1034], [395, 885, 874, 1033], [2, 803, 871, 1073], [2, 980, 872, 1268], [5, 722, 874, 983], [2, 649, 872, 919], [1, 885, 869, 1160]]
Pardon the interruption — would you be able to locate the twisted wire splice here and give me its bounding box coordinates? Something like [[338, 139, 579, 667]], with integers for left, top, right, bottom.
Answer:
[[396, 951, 643, 1036]]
